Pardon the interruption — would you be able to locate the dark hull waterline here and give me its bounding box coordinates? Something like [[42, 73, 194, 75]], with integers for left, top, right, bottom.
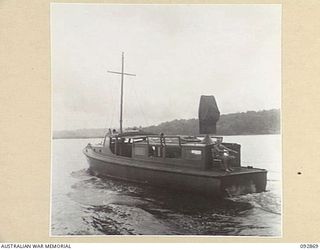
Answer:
[[84, 148, 267, 197]]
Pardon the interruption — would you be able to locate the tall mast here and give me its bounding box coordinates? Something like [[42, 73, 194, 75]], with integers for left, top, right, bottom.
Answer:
[[120, 52, 124, 134], [107, 52, 136, 134]]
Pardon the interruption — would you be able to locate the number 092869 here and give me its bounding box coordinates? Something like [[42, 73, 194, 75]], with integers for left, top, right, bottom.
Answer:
[[300, 244, 319, 248]]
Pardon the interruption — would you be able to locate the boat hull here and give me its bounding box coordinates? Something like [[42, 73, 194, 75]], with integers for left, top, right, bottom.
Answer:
[[84, 150, 267, 197]]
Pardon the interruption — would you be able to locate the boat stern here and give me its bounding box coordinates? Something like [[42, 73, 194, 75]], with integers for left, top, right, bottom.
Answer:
[[220, 169, 267, 197]]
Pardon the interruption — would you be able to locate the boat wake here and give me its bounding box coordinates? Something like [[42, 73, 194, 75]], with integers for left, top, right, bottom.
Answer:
[[60, 168, 281, 236], [227, 189, 281, 216]]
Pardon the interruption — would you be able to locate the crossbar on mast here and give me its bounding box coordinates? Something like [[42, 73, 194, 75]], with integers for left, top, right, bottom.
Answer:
[[107, 52, 136, 134], [107, 70, 136, 76]]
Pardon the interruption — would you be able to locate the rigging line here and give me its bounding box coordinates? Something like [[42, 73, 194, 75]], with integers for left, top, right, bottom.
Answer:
[[104, 76, 116, 130], [109, 78, 118, 129], [103, 90, 110, 129], [108, 77, 115, 128], [122, 75, 131, 128], [122, 77, 135, 129], [103, 79, 111, 129], [131, 79, 149, 128], [121, 75, 128, 128]]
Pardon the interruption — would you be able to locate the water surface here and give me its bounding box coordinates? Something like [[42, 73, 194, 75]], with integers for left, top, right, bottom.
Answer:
[[51, 134, 281, 236]]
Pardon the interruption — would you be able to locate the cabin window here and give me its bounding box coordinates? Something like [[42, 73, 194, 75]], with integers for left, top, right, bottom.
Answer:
[[184, 149, 202, 160]]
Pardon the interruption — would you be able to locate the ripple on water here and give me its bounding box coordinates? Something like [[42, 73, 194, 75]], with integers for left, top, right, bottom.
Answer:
[[65, 170, 267, 235]]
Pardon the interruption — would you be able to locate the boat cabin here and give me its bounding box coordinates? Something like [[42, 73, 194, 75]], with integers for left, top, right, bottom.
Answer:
[[103, 133, 240, 170]]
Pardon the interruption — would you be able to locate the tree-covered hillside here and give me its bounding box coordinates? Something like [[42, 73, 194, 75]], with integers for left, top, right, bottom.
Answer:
[[142, 109, 280, 135], [53, 109, 280, 138]]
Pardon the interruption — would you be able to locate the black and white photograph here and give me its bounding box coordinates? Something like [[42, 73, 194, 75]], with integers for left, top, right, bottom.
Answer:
[[51, 3, 281, 236]]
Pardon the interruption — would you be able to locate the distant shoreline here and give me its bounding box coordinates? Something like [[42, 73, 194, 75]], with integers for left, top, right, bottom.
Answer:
[[53, 109, 280, 139], [52, 136, 105, 139], [52, 132, 280, 140]]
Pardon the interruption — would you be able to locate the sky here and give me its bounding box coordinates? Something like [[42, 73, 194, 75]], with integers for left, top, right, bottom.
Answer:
[[51, 4, 281, 131]]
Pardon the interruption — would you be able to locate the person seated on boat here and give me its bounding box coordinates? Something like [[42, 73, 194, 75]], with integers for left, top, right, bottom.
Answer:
[[159, 132, 165, 157], [159, 132, 165, 146], [213, 139, 238, 172], [112, 129, 117, 134]]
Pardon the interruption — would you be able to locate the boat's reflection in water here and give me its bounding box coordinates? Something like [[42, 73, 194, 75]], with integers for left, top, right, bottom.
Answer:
[[68, 168, 269, 236]]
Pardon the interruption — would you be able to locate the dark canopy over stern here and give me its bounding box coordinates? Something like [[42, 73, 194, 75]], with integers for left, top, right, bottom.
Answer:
[[198, 95, 220, 134]]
